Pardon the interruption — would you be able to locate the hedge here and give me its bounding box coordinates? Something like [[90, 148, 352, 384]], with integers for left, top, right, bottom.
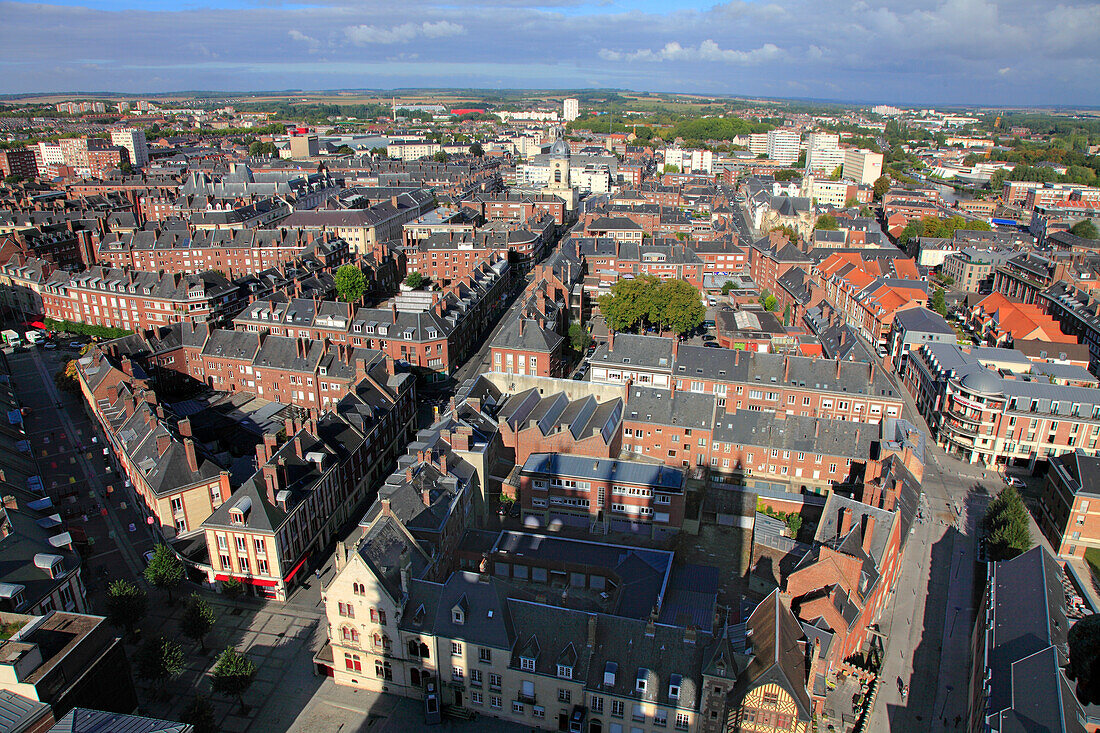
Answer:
[[43, 318, 132, 341]]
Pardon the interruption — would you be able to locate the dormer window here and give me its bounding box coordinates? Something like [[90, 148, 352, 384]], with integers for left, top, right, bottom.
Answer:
[[452, 593, 469, 625], [557, 664, 573, 680], [604, 661, 617, 687], [636, 668, 649, 694], [521, 657, 535, 672], [669, 674, 682, 701]]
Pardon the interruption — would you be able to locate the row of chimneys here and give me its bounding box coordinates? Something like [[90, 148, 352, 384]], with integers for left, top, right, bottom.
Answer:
[[839, 506, 877, 554]]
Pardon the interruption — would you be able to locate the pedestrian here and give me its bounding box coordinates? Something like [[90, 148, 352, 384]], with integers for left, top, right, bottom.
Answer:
[[314, 568, 321, 580]]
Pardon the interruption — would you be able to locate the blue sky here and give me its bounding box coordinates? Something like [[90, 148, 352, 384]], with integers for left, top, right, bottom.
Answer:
[[1, 0, 1097, 105]]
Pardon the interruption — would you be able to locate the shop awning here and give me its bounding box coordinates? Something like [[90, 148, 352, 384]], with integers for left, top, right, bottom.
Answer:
[[215, 573, 278, 588], [283, 553, 309, 583]]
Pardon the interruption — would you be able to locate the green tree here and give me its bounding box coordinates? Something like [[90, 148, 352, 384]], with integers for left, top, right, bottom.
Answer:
[[786, 514, 802, 537], [211, 647, 257, 714], [653, 280, 706, 335], [335, 145, 354, 155], [598, 275, 660, 333], [106, 579, 147, 636], [568, 323, 590, 354], [334, 264, 367, 303], [830, 165, 844, 181], [220, 577, 243, 603], [763, 294, 779, 312], [873, 175, 891, 201], [796, 150, 806, 166], [468, 142, 484, 157], [929, 287, 947, 316], [1071, 220, 1099, 240], [721, 280, 738, 295], [181, 695, 217, 733], [1069, 614, 1100, 705], [181, 594, 216, 652], [432, 151, 448, 163], [774, 169, 801, 182], [844, 196, 860, 208], [770, 225, 798, 245], [404, 271, 425, 289], [860, 205, 875, 217], [143, 544, 184, 603], [119, 161, 134, 174], [783, 303, 792, 326], [662, 164, 680, 174], [982, 485, 1032, 561], [137, 635, 185, 694], [815, 214, 839, 231]]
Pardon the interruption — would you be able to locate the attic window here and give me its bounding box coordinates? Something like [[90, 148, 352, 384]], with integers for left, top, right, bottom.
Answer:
[[604, 661, 617, 687], [557, 664, 573, 680], [521, 656, 535, 671], [669, 674, 682, 700], [636, 669, 649, 693]]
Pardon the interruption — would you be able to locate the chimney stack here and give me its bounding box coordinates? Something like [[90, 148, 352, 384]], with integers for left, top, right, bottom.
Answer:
[[840, 507, 853, 537], [783, 355, 790, 382], [836, 358, 842, 379], [262, 463, 279, 505], [178, 417, 192, 438], [862, 515, 876, 553], [156, 433, 171, 456], [184, 438, 198, 472]]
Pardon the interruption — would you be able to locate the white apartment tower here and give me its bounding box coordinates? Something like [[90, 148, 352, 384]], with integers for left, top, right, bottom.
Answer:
[[766, 129, 801, 165], [842, 149, 884, 185], [110, 128, 149, 167], [563, 98, 580, 122]]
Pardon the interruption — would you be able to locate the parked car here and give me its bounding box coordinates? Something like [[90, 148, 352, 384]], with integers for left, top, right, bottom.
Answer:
[[43, 342, 57, 350], [69, 341, 83, 349], [1004, 476, 1026, 489], [703, 342, 722, 348]]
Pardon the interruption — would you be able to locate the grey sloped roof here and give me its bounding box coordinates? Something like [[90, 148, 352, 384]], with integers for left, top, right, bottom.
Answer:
[[585, 613, 710, 709], [48, 708, 190, 733], [712, 410, 876, 460], [892, 306, 954, 335], [623, 386, 714, 429], [521, 453, 686, 493], [0, 690, 50, 732], [431, 571, 515, 650], [489, 317, 563, 354], [590, 333, 675, 371]]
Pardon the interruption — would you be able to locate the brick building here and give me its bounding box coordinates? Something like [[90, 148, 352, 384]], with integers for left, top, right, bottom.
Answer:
[[489, 317, 566, 378]]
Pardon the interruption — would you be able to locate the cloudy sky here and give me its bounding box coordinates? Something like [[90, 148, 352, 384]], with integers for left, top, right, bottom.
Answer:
[[1, 0, 1097, 105]]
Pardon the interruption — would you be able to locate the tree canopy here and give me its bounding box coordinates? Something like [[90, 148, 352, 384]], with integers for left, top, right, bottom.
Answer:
[[468, 142, 484, 157], [334, 264, 367, 303], [143, 544, 184, 602], [873, 175, 891, 201], [1071, 220, 1099, 240], [106, 579, 147, 636], [212, 647, 257, 713], [897, 215, 992, 246], [568, 323, 590, 354], [598, 276, 704, 336], [181, 594, 216, 652], [1069, 613, 1100, 705], [929, 287, 948, 316], [404, 271, 426, 289], [815, 214, 839, 231], [982, 485, 1032, 561], [137, 635, 185, 692]]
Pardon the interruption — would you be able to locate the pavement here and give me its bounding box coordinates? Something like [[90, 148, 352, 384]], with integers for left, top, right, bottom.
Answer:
[[4, 344, 158, 604], [867, 360, 999, 733]]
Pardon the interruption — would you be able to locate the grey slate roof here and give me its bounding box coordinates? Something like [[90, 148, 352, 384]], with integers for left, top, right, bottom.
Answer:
[[47, 708, 190, 733], [521, 453, 686, 493]]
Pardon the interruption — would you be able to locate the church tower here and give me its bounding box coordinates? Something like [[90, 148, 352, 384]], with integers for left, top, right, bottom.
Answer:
[[544, 125, 577, 211]]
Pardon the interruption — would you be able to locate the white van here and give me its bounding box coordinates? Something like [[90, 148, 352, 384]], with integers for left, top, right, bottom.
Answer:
[[24, 330, 42, 344]]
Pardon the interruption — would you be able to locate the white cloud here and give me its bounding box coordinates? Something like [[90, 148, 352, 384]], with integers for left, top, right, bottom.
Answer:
[[344, 21, 465, 45], [600, 40, 781, 64], [288, 30, 318, 44]]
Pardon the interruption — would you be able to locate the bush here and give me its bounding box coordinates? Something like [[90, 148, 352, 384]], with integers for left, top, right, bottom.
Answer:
[[43, 318, 131, 341]]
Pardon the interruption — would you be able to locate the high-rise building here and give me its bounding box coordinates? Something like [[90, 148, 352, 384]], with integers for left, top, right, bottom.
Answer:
[[842, 149, 884, 185], [766, 129, 801, 165], [289, 134, 319, 159], [110, 128, 149, 167], [805, 132, 844, 174], [748, 133, 770, 156], [563, 98, 579, 122]]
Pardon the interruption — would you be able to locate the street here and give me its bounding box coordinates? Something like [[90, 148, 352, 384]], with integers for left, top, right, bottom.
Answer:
[[5, 344, 159, 604], [868, 363, 997, 732]]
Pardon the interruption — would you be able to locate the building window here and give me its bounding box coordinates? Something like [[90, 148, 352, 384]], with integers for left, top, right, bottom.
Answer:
[[370, 608, 387, 625], [557, 664, 572, 679], [452, 666, 464, 681], [452, 641, 462, 657], [490, 695, 502, 710], [591, 696, 604, 713], [675, 712, 690, 730], [512, 701, 524, 714], [471, 691, 484, 705], [471, 668, 482, 686], [612, 699, 625, 717], [558, 689, 571, 703], [479, 648, 492, 664], [344, 653, 361, 672], [341, 626, 359, 644], [520, 657, 535, 671], [375, 660, 392, 680], [338, 602, 354, 618], [490, 673, 502, 690]]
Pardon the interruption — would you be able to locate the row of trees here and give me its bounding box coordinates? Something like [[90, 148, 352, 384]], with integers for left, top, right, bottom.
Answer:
[[896, 215, 992, 247], [982, 485, 1032, 561], [598, 276, 705, 336], [105, 546, 258, 727]]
